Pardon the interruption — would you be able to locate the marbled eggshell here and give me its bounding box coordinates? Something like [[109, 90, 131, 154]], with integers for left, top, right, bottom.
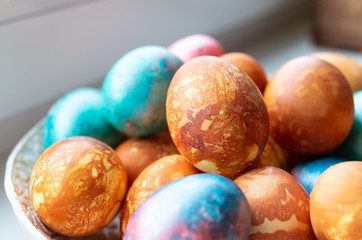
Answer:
[[115, 131, 179, 186], [124, 174, 251, 240], [102, 45, 183, 137], [264, 56, 354, 155], [250, 134, 293, 171], [234, 166, 314, 240], [43, 87, 123, 149], [311, 52, 362, 92], [310, 161, 362, 240], [335, 90, 362, 160], [29, 136, 128, 237], [291, 157, 344, 195], [168, 34, 224, 63], [221, 52, 267, 93], [120, 154, 200, 237], [166, 56, 269, 177]]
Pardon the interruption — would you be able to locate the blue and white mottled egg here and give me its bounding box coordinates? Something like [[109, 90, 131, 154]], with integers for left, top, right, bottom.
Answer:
[[291, 157, 344, 195], [335, 90, 362, 160], [43, 87, 123, 149], [124, 173, 251, 240], [102, 46, 183, 137]]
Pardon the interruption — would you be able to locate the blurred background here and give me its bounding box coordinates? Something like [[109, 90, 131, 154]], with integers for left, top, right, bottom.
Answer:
[[1, 0, 361, 238]]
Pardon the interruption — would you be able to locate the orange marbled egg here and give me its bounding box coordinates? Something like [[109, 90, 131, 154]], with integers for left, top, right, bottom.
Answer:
[[29, 136, 128, 237], [264, 56, 354, 155], [120, 154, 200, 237], [166, 56, 269, 177], [311, 52, 362, 92], [310, 161, 362, 240], [221, 52, 267, 93], [234, 166, 314, 240], [115, 131, 179, 186]]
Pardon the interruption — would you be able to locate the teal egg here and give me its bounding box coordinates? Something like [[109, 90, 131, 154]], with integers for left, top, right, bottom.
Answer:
[[102, 46, 182, 137], [335, 90, 362, 160], [43, 87, 123, 149]]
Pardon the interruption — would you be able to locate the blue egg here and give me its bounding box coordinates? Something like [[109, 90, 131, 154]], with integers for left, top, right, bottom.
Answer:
[[102, 45, 183, 137], [124, 173, 251, 240], [335, 90, 362, 160], [291, 157, 344, 195], [43, 87, 123, 149]]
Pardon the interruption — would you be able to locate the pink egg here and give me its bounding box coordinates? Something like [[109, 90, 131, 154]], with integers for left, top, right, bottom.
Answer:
[[168, 34, 224, 62]]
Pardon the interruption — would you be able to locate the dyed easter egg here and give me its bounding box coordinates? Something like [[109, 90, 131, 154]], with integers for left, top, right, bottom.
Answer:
[[166, 56, 269, 177], [310, 161, 362, 240], [234, 166, 314, 240], [221, 52, 267, 93], [335, 90, 362, 160], [168, 34, 224, 62], [124, 174, 251, 240], [120, 154, 200, 237], [250, 134, 293, 171], [43, 87, 123, 149], [102, 46, 183, 137], [311, 52, 362, 92], [291, 157, 344, 195], [29, 137, 128, 236], [115, 131, 179, 186], [264, 56, 354, 155]]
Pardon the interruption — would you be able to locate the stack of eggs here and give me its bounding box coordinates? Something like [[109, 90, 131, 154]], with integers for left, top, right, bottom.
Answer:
[[29, 34, 362, 240]]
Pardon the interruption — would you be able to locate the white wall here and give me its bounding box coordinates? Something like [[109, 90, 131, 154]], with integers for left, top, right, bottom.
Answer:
[[0, 0, 312, 154]]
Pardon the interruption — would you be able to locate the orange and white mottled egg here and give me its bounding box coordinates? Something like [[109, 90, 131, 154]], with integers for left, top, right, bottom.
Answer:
[[221, 52, 268, 93], [29, 136, 128, 237], [234, 166, 314, 240], [310, 161, 362, 240], [264, 56, 354, 155], [166, 56, 269, 177], [120, 154, 200, 237], [115, 131, 179, 186]]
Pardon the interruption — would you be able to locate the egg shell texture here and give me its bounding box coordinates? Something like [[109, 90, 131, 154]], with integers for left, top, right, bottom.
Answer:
[[264, 56, 354, 155], [43, 87, 123, 149], [310, 161, 362, 240], [166, 56, 269, 177], [102, 46, 183, 137], [124, 173, 251, 240], [221, 52, 267, 93], [168, 34, 224, 63], [29, 137, 128, 236], [291, 157, 344, 195], [115, 131, 179, 186], [234, 166, 314, 240], [120, 154, 200, 237]]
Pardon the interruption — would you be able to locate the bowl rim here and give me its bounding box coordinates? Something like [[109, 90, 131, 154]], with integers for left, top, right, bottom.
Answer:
[[4, 118, 47, 240]]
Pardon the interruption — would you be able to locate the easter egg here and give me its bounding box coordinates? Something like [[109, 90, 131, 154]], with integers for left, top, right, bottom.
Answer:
[[249, 134, 293, 171], [234, 166, 314, 240], [221, 52, 267, 93], [335, 90, 362, 160], [102, 45, 183, 137], [124, 173, 251, 240], [291, 157, 344, 195], [310, 161, 362, 240], [264, 56, 354, 155], [29, 136, 128, 236], [168, 34, 224, 62], [115, 131, 179, 186], [311, 52, 362, 92], [120, 154, 200, 237], [43, 87, 123, 149], [166, 56, 269, 177]]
